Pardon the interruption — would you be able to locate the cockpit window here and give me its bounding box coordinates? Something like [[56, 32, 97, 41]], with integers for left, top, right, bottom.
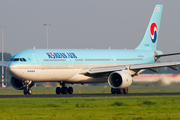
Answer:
[[13, 58, 26, 62], [14, 58, 19, 61], [20, 58, 26, 62], [23, 58, 26, 61]]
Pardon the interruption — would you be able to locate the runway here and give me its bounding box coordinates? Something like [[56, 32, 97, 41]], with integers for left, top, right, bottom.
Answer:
[[0, 92, 180, 98]]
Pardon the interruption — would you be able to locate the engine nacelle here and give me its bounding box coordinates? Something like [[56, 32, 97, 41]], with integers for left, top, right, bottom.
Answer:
[[11, 77, 34, 90], [108, 71, 132, 88]]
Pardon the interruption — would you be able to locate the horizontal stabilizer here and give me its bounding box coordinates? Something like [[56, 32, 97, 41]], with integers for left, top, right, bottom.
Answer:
[[155, 52, 180, 57]]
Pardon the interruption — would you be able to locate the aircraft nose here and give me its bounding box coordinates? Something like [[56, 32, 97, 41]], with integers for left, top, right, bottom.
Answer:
[[8, 64, 23, 79], [8, 64, 17, 75]]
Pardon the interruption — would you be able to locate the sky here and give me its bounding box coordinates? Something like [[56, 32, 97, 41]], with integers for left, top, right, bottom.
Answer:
[[0, 0, 180, 61]]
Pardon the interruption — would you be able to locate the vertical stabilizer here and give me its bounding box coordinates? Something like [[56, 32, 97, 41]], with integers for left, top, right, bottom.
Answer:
[[135, 5, 163, 50]]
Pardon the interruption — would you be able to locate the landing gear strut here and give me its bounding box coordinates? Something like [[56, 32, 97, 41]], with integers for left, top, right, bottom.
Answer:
[[56, 82, 73, 94], [111, 88, 128, 94]]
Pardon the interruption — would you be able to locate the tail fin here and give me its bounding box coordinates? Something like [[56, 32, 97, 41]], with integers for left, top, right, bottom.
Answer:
[[135, 5, 163, 50]]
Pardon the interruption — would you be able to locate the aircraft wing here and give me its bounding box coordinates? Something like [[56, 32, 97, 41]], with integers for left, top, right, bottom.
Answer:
[[79, 61, 180, 74], [0, 61, 9, 67]]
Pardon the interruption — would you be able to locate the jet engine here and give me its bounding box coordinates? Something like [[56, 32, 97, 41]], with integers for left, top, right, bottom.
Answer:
[[11, 77, 34, 90], [108, 71, 132, 88]]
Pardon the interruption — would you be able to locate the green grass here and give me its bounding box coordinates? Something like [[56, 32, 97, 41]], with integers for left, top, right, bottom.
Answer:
[[1, 83, 180, 119], [0, 96, 180, 120]]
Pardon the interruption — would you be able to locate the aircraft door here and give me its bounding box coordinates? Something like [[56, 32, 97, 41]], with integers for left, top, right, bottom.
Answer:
[[111, 55, 117, 65], [66, 53, 75, 67], [142, 53, 147, 63], [67, 57, 73, 67]]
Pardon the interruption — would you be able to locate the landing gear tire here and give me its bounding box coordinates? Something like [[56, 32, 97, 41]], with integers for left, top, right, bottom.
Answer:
[[23, 88, 32, 95], [62, 87, 68, 94], [111, 88, 121, 94], [111, 88, 128, 94], [56, 82, 73, 94], [68, 87, 73, 94], [56, 82, 74, 95], [24, 89, 28, 95], [56, 87, 61, 94], [123, 88, 128, 94], [120, 89, 124, 94], [116, 89, 120, 94], [28, 89, 32, 95], [56, 87, 73, 94], [111, 88, 115, 94]]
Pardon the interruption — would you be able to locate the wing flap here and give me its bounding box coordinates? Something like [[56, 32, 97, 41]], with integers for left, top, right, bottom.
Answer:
[[169, 65, 178, 70]]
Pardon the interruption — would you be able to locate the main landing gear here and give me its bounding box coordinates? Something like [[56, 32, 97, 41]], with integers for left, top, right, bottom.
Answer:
[[111, 88, 128, 94], [23, 80, 32, 95], [56, 82, 73, 94]]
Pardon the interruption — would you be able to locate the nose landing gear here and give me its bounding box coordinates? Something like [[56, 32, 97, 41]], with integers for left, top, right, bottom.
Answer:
[[23, 80, 33, 95]]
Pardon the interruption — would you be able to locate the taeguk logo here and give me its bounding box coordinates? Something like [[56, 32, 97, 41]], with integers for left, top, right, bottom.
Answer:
[[150, 22, 158, 44]]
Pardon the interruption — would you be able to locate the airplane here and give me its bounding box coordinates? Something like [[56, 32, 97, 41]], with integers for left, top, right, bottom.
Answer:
[[1, 4, 180, 95]]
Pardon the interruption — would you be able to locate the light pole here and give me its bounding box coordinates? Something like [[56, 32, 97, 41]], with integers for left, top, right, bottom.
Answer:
[[43, 23, 51, 49], [1, 25, 6, 88], [6, 68, 7, 87]]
